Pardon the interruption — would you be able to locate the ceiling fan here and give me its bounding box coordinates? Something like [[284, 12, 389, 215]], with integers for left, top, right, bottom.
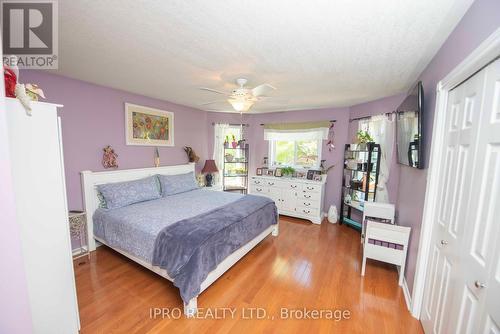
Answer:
[[200, 78, 276, 112]]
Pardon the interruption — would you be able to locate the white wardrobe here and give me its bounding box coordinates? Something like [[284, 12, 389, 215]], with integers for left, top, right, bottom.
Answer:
[[5, 98, 80, 333], [421, 59, 500, 333]]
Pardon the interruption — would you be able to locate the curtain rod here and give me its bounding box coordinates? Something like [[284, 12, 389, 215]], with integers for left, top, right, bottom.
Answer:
[[211, 122, 250, 127], [349, 111, 396, 123], [259, 120, 337, 126]]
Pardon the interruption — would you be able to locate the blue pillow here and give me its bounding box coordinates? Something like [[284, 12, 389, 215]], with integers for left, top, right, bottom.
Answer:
[[97, 176, 161, 209], [158, 172, 199, 196]]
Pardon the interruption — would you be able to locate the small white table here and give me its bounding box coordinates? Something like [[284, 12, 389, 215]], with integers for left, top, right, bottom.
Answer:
[[68, 211, 90, 260]]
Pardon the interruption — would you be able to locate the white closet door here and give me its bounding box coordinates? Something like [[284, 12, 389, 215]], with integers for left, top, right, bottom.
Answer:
[[421, 66, 486, 334], [459, 58, 500, 334]]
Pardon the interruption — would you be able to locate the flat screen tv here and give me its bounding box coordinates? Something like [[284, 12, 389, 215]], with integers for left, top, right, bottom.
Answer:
[[396, 81, 424, 169]]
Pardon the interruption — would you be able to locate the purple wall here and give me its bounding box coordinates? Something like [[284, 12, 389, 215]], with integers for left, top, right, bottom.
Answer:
[[347, 0, 500, 293], [20, 71, 210, 210]]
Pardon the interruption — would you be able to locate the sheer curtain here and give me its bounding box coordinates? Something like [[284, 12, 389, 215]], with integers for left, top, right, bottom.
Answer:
[[213, 123, 229, 186], [365, 115, 395, 203]]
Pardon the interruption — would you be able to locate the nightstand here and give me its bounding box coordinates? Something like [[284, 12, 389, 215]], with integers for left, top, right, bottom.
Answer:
[[68, 211, 90, 260]]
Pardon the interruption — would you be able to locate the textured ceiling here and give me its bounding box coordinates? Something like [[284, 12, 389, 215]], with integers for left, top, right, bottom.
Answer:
[[53, 0, 473, 113]]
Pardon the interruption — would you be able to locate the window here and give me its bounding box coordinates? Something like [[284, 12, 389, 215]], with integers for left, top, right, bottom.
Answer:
[[269, 139, 322, 169]]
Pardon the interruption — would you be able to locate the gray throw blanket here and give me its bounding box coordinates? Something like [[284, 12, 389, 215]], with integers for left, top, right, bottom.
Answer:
[[152, 194, 278, 303]]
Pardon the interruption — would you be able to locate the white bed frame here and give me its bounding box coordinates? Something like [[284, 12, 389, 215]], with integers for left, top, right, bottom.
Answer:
[[80, 163, 279, 317]]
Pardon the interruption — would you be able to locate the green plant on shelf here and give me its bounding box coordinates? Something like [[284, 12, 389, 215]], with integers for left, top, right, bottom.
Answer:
[[281, 166, 295, 176], [356, 130, 374, 144]]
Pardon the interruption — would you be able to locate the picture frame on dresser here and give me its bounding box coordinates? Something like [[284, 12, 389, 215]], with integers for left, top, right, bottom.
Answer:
[[256, 168, 263, 176], [307, 169, 321, 180]]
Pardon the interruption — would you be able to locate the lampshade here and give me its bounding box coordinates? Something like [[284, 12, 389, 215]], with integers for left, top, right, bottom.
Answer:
[[202, 159, 219, 174], [228, 98, 254, 112]]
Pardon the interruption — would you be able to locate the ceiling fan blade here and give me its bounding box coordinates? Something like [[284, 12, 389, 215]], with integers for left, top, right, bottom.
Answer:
[[252, 83, 276, 97], [199, 87, 230, 95], [199, 100, 228, 106]]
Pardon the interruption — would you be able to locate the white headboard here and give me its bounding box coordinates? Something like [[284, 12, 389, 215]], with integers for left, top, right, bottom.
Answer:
[[80, 163, 195, 251]]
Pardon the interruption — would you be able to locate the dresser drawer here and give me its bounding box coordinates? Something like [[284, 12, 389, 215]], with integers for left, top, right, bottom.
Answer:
[[301, 183, 321, 193], [297, 191, 321, 201], [286, 181, 301, 190], [250, 178, 266, 186], [296, 199, 319, 209], [296, 206, 320, 217], [249, 185, 269, 195]]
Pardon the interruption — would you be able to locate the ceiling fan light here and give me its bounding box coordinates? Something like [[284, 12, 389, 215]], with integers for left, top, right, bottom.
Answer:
[[228, 99, 253, 112]]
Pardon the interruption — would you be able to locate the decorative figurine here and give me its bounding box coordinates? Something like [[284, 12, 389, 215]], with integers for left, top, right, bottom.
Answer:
[[184, 146, 200, 163], [326, 122, 335, 151], [154, 147, 160, 167], [102, 145, 118, 169]]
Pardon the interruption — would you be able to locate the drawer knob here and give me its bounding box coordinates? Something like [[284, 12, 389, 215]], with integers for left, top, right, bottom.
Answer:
[[307, 186, 314, 190], [303, 202, 310, 206], [291, 185, 297, 188], [304, 195, 311, 199], [474, 281, 486, 289], [256, 188, 262, 192], [268, 182, 274, 186], [303, 209, 310, 214], [255, 181, 260, 184]]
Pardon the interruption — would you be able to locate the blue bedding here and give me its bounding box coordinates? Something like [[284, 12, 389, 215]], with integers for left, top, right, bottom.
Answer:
[[93, 188, 244, 262], [152, 194, 278, 303]]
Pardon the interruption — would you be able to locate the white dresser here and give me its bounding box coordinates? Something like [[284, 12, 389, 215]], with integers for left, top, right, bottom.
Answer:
[[5, 98, 80, 333], [248, 175, 326, 224]]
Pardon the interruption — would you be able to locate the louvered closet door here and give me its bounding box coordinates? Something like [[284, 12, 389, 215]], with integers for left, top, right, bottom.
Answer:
[[421, 66, 486, 334], [458, 58, 500, 334]]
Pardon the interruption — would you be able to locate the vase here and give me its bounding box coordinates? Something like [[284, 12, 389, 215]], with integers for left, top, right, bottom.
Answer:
[[232, 141, 238, 148]]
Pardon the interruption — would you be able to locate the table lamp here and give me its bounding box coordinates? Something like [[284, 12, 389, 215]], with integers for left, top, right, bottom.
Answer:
[[202, 159, 218, 187]]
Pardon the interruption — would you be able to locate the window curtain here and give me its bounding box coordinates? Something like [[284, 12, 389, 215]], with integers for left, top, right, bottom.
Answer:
[[213, 123, 229, 186], [264, 121, 330, 141], [363, 115, 395, 203]]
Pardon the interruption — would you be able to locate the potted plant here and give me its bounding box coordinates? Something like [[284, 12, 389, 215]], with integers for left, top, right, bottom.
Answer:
[[281, 166, 295, 178], [231, 134, 238, 148], [224, 136, 229, 148], [356, 130, 374, 150]]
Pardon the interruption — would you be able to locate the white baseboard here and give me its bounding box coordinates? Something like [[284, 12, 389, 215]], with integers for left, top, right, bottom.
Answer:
[[402, 277, 414, 317]]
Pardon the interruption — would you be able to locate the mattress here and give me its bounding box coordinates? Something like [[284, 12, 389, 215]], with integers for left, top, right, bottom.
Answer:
[[93, 188, 243, 262]]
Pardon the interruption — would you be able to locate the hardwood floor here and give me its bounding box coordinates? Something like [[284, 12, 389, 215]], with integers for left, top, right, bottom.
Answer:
[[74, 216, 423, 333]]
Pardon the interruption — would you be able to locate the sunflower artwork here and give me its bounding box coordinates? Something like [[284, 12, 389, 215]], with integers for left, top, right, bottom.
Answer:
[[125, 103, 174, 146]]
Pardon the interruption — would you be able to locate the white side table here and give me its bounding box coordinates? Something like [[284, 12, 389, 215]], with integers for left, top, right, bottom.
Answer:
[[68, 211, 90, 260]]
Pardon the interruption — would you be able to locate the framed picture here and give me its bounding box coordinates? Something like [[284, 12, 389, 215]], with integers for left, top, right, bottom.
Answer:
[[274, 168, 283, 177], [313, 174, 322, 181], [267, 169, 274, 176], [296, 171, 306, 179], [307, 169, 321, 180], [256, 168, 263, 176], [125, 103, 174, 146]]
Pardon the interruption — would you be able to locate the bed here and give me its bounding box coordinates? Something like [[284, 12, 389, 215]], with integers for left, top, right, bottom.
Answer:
[[81, 163, 279, 317]]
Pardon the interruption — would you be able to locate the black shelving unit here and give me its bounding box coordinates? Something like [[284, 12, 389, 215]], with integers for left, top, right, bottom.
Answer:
[[340, 142, 381, 231], [223, 144, 249, 194]]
